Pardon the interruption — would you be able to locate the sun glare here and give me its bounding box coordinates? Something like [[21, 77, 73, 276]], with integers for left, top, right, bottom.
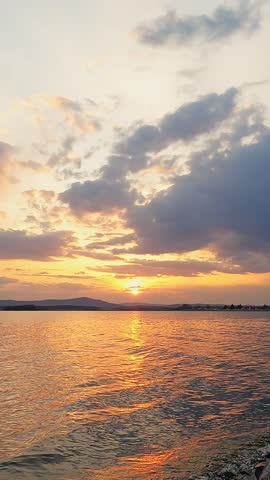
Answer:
[[126, 279, 143, 296], [131, 287, 140, 296]]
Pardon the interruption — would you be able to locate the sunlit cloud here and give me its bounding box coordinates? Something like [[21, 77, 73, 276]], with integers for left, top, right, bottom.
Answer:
[[0, 0, 270, 302]]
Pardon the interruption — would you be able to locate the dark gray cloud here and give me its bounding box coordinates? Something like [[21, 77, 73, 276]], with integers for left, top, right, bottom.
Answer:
[[110, 87, 237, 175], [87, 233, 136, 249], [59, 84, 270, 276], [60, 88, 238, 215], [158, 88, 237, 143], [0, 230, 75, 260], [134, 1, 263, 47], [60, 178, 136, 214], [126, 132, 270, 273]]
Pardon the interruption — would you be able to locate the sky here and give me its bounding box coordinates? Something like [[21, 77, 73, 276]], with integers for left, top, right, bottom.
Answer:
[[0, 0, 270, 304]]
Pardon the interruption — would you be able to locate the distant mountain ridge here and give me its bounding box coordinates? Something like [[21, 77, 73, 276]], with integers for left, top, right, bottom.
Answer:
[[0, 296, 118, 310], [0, 297, 268, 311]]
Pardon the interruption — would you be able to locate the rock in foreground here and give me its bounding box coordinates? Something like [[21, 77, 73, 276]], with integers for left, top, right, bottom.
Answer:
[[191, 433, 270, 480]]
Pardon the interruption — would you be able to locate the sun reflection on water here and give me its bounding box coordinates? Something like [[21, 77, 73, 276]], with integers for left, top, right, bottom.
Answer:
[[1, 311, 270, 480]]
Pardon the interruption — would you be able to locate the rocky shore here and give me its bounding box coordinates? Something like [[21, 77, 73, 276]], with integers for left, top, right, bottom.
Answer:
[[191, 433, 270, 480]]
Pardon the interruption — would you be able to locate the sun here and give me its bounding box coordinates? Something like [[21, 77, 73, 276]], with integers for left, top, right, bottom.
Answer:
[[126, 279, 143, 296], [131, 287, 140, 296]]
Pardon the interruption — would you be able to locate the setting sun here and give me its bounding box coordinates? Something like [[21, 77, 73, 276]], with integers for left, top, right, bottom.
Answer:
[[131, 288, 140, 296], [126, 279, 143, 296]]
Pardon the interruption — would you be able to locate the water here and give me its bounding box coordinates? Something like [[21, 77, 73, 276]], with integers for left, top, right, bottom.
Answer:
[[0, 311, 270, 480]]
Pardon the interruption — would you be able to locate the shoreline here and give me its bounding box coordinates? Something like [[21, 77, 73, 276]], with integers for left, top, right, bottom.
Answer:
[[1, 306, 270, 312], [191, 432, 270, 480]]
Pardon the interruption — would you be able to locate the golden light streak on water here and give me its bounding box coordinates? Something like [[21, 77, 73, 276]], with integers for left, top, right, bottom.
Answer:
[[1, 311, 270, 479]]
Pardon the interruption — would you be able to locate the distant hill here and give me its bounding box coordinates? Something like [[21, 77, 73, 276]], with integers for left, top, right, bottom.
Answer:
[[0, 297, 118, 310], [0, 298, 268, 311]]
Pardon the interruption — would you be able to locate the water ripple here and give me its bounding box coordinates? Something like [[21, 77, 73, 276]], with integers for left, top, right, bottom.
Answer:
[[0, 311, 270, 479]]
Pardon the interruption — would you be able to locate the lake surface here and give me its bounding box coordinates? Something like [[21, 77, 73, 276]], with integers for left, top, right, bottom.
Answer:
[[0, 311, 270, 480]]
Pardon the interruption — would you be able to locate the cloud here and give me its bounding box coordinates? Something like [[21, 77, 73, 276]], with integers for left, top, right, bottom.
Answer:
[[17, 95, 102, 181], [90, 258, 241, 278], [84, 251, 123, 261], [0, 141, 45, 187], [44, 136, 88, 180], [37, 95, 101, 134], [46, 96, 82, 112], [0, 142, 16, 183], [177, 67, 205, 79], [109, 87, 237, 175], [87, 233, 136, 249], [60, 88, 238, 215], [0, 277, 18, 285], [134, 1, 263, 47], [0, 280, 99, 300], [47, 136, 77, 167], [59, 84, 270, 276], [20, 272, 95, 280], [158, 88, 237, 143], [60, 178, 136, 215], [22, 190, 67, 231], [125, 131, 270, 274], [0, 230, 76, 260]]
